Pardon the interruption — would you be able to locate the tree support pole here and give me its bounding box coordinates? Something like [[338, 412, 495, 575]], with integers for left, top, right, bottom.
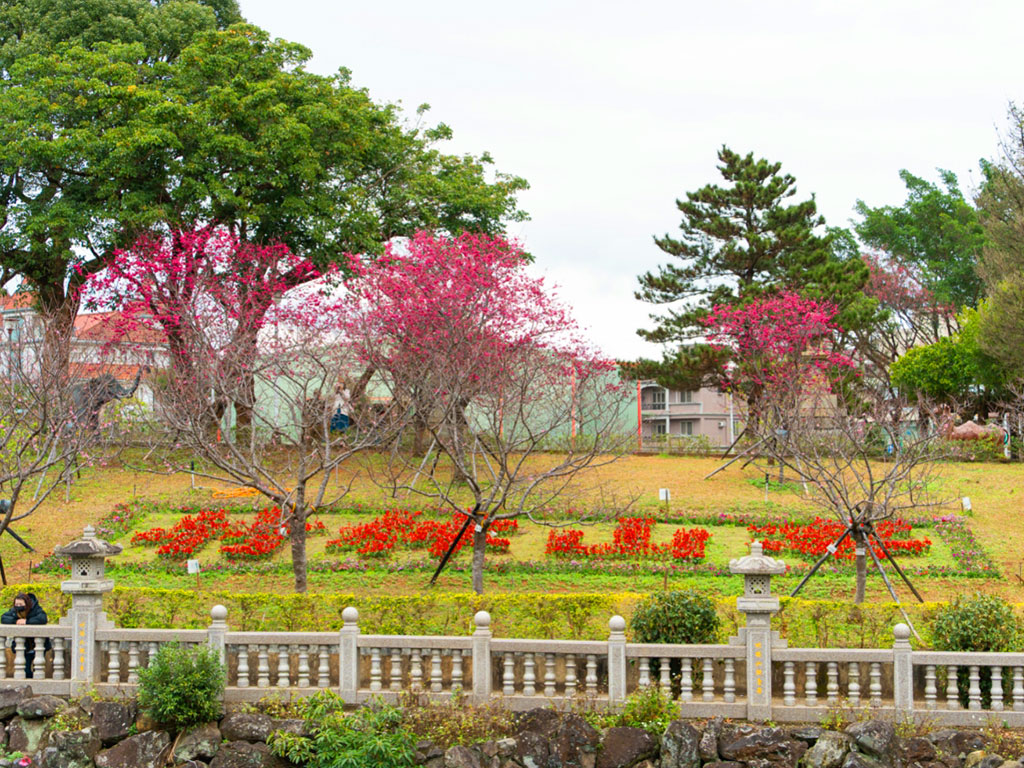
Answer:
[[429, 504, 480, 586]]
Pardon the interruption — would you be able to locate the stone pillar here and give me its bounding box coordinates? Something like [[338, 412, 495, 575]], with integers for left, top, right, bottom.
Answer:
[[208, 605, 229, 668], [607, 615, 627, 707], [892, 623, 913, 712], [729, 541, 786, 722], [56, 526, 122, 694], [339, 607, 359, 702], [471, 611, 492, 702]]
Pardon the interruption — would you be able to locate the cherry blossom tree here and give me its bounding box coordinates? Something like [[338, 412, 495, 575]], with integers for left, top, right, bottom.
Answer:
[[344, 231, 634, 594]]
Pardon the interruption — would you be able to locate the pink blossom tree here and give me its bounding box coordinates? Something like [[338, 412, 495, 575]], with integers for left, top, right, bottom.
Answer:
[[344, 231, 634, 594]]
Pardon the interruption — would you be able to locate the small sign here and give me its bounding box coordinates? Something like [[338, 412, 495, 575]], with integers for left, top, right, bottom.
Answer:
[[186, 559, 200, 575], [962, 497, 972, 512], [658, 488, 670, 502]]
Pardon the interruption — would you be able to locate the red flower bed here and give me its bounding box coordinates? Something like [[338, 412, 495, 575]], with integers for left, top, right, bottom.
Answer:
[[545, 518, 710, 561], [131, 507, 290, 561], [748, 517, 931, 561], [325, 510, 517, 559], [219, 508, 288, 560]]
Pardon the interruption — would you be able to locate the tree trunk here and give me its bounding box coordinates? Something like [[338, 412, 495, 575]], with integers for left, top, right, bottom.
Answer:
[[471, 525, 488, 595], [853, 528, 867, 603], [37, 283, 76, 384], [290, 504, 308, 593]]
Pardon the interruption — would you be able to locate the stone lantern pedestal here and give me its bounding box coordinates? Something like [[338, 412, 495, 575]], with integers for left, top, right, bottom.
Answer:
[[56, 526, 121, 691], [729, 540, 787, 720]]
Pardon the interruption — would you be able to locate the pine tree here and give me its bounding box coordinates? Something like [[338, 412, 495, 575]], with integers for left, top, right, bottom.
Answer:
[[633, 146, 871, 389]]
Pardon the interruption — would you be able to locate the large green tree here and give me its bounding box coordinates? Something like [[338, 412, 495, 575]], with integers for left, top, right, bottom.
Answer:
[[854, 169, 987, 314], [634, 146, 871, 390]]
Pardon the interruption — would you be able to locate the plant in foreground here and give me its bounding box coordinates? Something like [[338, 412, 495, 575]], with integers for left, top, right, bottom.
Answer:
[[137, 643, 225, 730]]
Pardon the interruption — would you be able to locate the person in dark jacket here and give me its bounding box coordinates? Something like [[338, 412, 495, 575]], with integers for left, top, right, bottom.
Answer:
[[1, 593, 48, 678]]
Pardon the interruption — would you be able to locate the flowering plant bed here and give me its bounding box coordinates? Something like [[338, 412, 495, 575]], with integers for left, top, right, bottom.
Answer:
[[325, 510, 517, 558], [545, 517, 711, 561], [748, 517, 931, 560]]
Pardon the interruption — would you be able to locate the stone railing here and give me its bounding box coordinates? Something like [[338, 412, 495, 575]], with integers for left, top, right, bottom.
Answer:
[[3, 608, 1024, 724]]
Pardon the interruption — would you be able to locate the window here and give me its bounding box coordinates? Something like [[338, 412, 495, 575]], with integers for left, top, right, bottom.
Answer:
[[649, 389, 666, 409], [655, 422, 667, 435], [679, 390, 693, 404], [680, 420, 694, 436]]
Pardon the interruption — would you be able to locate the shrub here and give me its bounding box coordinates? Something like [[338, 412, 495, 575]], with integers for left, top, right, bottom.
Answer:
[[614, 684, 678, 734], [630, 590, 720, 644], [400, 691, 515, 748], [269, 693, 416, 768], [136, 643, 225, 729]]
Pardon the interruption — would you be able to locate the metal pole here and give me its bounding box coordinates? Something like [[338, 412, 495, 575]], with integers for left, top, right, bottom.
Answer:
[[429, 503, 480, 586], [866, 527, 925, 603], [789, 525, 854, 598]]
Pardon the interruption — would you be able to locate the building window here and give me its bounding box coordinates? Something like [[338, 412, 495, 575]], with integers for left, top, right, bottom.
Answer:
[[655, 422, 667, 435], [649, 389, 666, 409], [680, 420, 694, 436], [679, 390, 693, 404]]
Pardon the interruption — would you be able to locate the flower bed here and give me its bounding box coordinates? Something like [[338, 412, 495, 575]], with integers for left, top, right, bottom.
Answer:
[[325, 510, 517, 559], [748, 517, 931, 561], [545, 518, 711, 561]]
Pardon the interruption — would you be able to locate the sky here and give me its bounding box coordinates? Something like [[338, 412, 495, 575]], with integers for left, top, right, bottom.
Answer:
[[241, 0, 1024, 360]]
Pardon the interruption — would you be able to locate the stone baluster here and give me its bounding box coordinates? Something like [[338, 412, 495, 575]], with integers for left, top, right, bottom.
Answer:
[[127, 643, 140, 684], [924, 665, 936, 709], [680, 658, 693, 702], [968, 666, 982, 711], [390, 650, 403, 692], [805, 662, 817, 706], [257, 645, 270, 688], [33, 642, 45, 680], [638, 658, 650, 687], [723, 659, 736, 703], [369, 648, 383, 692], [236, 646, 250, 688], [106, 641, 120, 683], [544, 654, 556, 698], [1013, 666, 1024, 711], [451, 650, 463, 691], [991, 666, 1004, 712], [297, 646, 310, 688], [523, 653, 536, 696], [308, 646, 320, 688], [783, 662, 796, 706], [702, 658, 714, 702], [870, 663, 882, 707], [12, 638, 25, 681], [410, 649, 423, 691], [847, 662, 860, 706], [565, 656, 577, 697], [147, 642, 158, 668], [0, 636, 7, 678], [430, 650, 443, 693], [585, 655, 598, 696], [276, 645, 290, 688], [946, 666, 959, 710], [52, 638, 66, 681], [658, 657, 671, 696], [502, 653, 515, 695], [826, 662, 839, 704]]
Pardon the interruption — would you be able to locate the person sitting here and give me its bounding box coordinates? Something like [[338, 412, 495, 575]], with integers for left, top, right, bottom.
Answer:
[[1, 593, 48, 678]]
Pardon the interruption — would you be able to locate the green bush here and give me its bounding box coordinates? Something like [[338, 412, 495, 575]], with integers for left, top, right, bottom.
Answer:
[[136, 644, 225, 730], [613, 684, 678, 734], [630, 590, 720, 644], [269, 693, 416, 768]]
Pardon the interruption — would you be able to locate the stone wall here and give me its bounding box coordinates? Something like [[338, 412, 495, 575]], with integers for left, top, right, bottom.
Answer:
[[0, 684, 1017, 768]]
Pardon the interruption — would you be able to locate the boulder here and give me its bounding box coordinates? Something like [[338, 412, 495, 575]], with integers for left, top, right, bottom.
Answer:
[[975, 756, 1006, 768], [552, 713, 601, 768], [177, 762, 209, 768], [37, 727, 101, 768], [930, 731, 988, 760], [209, 740, 288, 768], [445, 744, 485, 768], [270, 718, 306, 737], [16, 694, 63, 719], [517, 708, 562, 737], [91, 701, 135, 745], [842, 753, 886, 768], [416, 740, 445, 764], [597, 726, 658, 768], [700, 719, 725, 762], [802, 731, 852, 768], [661, 720, 701, 768], [703, 762, 744, 768], [719, 727, 808, 768], [175, 722, 223, 763], [0, 685, 32, 720], [903, 738, 938, 765], [845, 721, 896, 766], [220, 712, 274, 743], [94, 729, 172, 768], [791, 728, 824, 746], [514, 731, 550, 768], [7, 715, 49, 754]]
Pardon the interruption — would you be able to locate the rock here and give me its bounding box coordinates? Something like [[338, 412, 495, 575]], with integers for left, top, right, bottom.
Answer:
[[704, 762, 744, 768], [965, 753, 987, 768], [494, 738, 517, 759], [930, 731, 988, 760], [0, 685, 32, 719], [16, 694, 63, 719], [209, 740, 288, 768], [597, 726, 658, 768], [37, 727, 101, 768], [842, 754, 886, 768], [514, 731, 550, 768], [445, 745, 485, 768], [517, 708, 562, 737], [94, 730, 172, 768], [719, 725, 761, 755], [661, 720, 701, 768], [977, 756, 1006, 768], [791, 728, 824, 746], [700, 729, 720, 762], [552, 713, 601, 768], [997, 762, 1023, 768], [845, 721, 896, 766], [7, 715, 49, 754], [220, 712, 274, 743], [177, 761, 209, 768], [904, 738, 938, 765], [270, 718, 306, 737], [416, 740, 445, 763], [91, 701, 135, 745], [802, 731, 852, 768], [719, 727, 808, 768], [175, 722, 223, 762]]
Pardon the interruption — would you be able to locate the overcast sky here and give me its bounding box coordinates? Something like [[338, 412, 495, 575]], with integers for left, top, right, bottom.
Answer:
[[241, 0, 1024, 360]]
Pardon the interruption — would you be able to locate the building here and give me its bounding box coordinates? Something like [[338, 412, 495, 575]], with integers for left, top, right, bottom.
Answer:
[[636, 380, 739, 450]]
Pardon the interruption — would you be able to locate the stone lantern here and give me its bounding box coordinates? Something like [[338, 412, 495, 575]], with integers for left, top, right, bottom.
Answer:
[[729, 540, 787, 721], [56, 525, 121, 688]]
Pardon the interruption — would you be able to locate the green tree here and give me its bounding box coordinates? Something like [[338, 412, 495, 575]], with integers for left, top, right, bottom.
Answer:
[[634, 146, 870, 390], [854, 169, 987, 313]]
